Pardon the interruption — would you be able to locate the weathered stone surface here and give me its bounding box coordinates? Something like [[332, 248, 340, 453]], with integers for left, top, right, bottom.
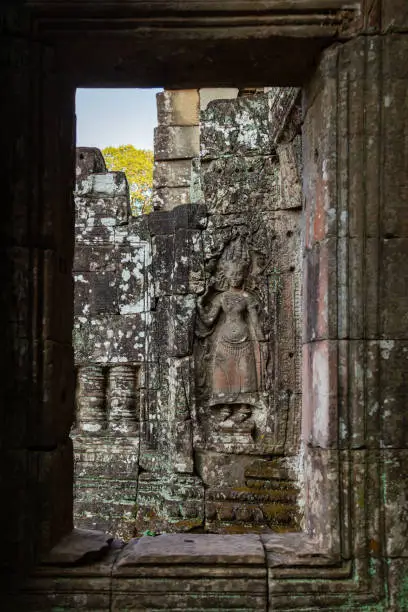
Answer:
[[76, 147, 107, 180], [268, 87, 300, 144], [303, 238, 337, 343], [201, 95, 272, 159], [76, 171, 129, 199], [156, 89, 199, 126], [154, 125, 199, 160], [302, 340, 338, 449], [377, 340, 408, 448], [303, 448, 340, 555], [199, 87, 239, 111], [152, 185, 190, 210], [43, 249, 74, 344], [382, 1, 408, 30], [116, 534, 265, 566], [384, 450, 408, 557], [173, 228, 205, 294], [201, 155, 281, 214], [381, 238, 408, 337], [134, 473, 204, 535], [73, 313, 146, 363], [388, 558, 408, 611], [42, 528, 113, 565], [277, 141, 302, 209], [39, 340, 75, 444], [151, 233, 174, 296], [153, 159, 193, 188], [5, 4, 408, 609]]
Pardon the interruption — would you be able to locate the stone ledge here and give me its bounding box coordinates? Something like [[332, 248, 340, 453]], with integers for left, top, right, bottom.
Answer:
[[15, 530, 387, 610], [42, 528, 115, 566], [115, 533, 266, 568]]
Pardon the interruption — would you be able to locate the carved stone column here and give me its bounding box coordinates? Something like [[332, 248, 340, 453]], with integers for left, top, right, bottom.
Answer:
[[75, 365, 106, 433], [107, 366, 139, 434]]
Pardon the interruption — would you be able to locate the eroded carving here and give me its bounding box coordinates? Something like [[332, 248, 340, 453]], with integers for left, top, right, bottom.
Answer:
[[75, 366, 106, 433], [195, 239, 269, 437], [107, 365, 139, 434]]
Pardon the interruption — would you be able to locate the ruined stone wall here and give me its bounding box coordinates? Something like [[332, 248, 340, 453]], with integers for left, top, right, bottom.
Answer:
[[72, 148, 150, 539], [4, 2, 408, 609], [73, 88, 304, 538]]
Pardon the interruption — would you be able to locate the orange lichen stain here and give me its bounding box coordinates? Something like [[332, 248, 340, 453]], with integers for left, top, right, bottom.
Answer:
[[369, 538, 380, 555], [313, 173, 326, 243], [169, 518, 203, 531]]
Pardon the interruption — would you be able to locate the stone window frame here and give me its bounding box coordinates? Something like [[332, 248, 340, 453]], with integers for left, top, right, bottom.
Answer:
[[27, 0, 390, 607]]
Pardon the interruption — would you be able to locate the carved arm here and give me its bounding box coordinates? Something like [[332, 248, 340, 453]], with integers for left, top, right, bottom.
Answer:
[[197, 294, 221, 328], [247, 301, 266, 342]]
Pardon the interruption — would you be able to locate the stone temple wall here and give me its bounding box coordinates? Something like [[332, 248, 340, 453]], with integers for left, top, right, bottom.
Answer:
[[72, 148, 150, 539], [72, 87, 304, 538]]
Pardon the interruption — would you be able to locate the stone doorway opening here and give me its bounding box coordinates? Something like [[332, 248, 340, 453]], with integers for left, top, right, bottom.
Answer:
[[4, 2, 404, 609], [72, 87, 304, 540]]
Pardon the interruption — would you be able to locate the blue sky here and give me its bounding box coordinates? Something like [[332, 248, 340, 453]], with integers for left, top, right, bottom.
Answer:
[[76, 88, 162, 151]]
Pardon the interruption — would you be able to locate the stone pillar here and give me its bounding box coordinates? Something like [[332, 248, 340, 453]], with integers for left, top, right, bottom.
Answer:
[[0, 8, 75, 583], [301, 28, 408, 608], [75, 366, 106, 433], [153, 89, 199, 211], [107, 366, 139, 434]]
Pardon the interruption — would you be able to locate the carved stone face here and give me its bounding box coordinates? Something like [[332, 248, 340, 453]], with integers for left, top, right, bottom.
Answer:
[[225, 262, 247, 289]]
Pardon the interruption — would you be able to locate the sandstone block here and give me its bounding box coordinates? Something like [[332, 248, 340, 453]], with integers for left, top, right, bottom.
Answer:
[[382, 2, 408, 30], [303, 448, 340, 554], [199, 87, 239, 111], [201, 95, 272, 159], [76, 147, 107, 180], [173, 228, 205, 294], [384, 450, 408, 557], [76, 171, 129, 198], [153, 159, 193, 188], [42, 528, 113, 565], [201, 155, 280, 214], [173, 202, 208, 230], [116, 533, 265, 566], [151, 234, 174, 296], [388, 558, 408, 610], [152, 186, 190, 211], [73, 313, 146, 364], [303, 238, 337, 343], [157, 89, 199, 126], [43, 249, 74, 343], [381, 238, 408, 337], [154, 126, 199, 160], [302, 340, 338, 449], [378, 340, 408, 448], [38, 340, 75, 445], [74, 270, 118, 316]]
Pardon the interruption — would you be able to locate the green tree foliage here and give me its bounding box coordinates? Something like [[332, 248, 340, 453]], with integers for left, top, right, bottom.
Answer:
[[102, 144, 154, 215]]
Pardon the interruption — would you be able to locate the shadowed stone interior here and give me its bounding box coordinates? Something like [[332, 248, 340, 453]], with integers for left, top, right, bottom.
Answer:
[[2, 1, 408, 610]]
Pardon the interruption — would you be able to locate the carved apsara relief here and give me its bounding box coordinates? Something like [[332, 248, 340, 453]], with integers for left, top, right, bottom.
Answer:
[[195, 236, 271, 442]]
